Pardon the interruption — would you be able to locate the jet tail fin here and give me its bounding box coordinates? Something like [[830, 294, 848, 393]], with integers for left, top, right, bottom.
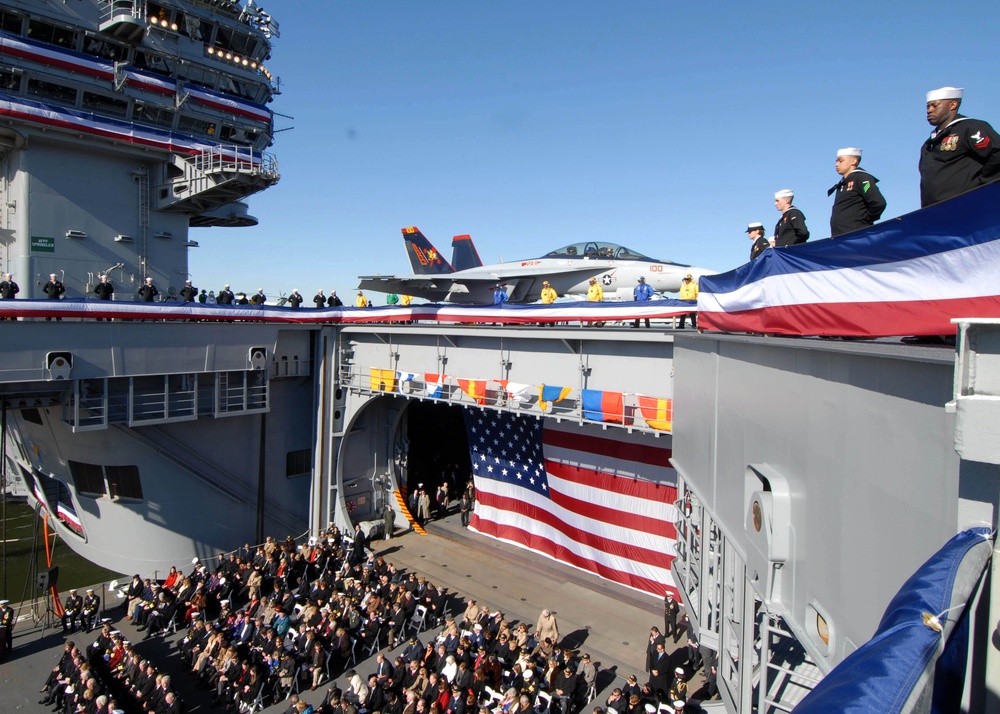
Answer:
[[402, 227, 454, 275], [450, 234, 484, 271]]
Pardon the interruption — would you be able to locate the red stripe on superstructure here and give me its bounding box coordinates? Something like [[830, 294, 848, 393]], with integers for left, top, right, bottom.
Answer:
[[547, 484, 677, 540], [545, 459, 676, 504], [129, 77, 175, 96], [474, 490, 674, 571], [192, 96, 269, 122], [470, 516, 677, 599], [2, 45, 111, 80], [0, 105, 200, 155], [544, 425, 672, 467], [699, 295, 1000, 337]]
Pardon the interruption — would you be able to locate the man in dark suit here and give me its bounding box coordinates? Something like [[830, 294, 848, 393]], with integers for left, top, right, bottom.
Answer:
[[645, 627, 665, 672]]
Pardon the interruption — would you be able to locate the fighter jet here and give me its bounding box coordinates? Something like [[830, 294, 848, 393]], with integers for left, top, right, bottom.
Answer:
[[357, 227, 716, 304]]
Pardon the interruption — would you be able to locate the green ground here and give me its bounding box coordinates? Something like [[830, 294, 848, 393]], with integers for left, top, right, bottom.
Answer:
[[0, 499, 122, 603]]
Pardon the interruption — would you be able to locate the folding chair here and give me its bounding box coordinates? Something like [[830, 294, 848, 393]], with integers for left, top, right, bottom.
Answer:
[[292, 664, 311, 696], [325, 647, 335, 681], [406, 604, 428, 635], [240, 680, 267, 714], [362, 626, 382, 658], [349, 636, 359, 666], [535, 691, 552, 714], [482, 686, 503, 707]]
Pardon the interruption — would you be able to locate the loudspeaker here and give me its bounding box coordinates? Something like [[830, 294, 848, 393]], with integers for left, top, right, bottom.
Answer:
[[45, 352, 73, 380], [36, 565, 59, 590], [248, 346, 267, 370]]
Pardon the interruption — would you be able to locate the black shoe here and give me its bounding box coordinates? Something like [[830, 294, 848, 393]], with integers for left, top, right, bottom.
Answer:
[[900, 335, 955, 346]]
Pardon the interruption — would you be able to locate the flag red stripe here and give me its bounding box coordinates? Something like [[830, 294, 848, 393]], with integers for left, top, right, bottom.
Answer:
[[545, 460, 677, 506], [475, 490, 674, 571], [697, 295, 1000, 337], [471, 515, 678, 599], [544, 426, 672, 467], [547, 480, 677, 540]]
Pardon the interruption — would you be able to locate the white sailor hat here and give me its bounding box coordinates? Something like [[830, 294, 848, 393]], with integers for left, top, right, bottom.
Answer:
[[674, 666, 685, 674], [745, 222, 764, 232], [672, 703, 685, 711], [774, 189, 794, 199], [220, 599, 231, 607], [926, 86, 963, 102], [836, 147, 862, 158], [86, 588, 94, 593], [644, 705, 656, 713], [0, 599, 8, 605]]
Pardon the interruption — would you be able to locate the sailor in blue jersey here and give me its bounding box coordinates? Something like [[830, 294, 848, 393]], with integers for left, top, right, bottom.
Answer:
[[179, 280, 198, 302], [919, 87, 1000, 207], [137, 277, 159, 302], [632, 276, 653, 328], [0, 273, 18, 299], [770, 189, 809, 247], [828, 148, 887, 237], [492, 284, 508, 305]]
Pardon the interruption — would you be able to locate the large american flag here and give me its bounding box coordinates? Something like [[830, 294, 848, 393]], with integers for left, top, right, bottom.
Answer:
[[465, 409, 678, 598]]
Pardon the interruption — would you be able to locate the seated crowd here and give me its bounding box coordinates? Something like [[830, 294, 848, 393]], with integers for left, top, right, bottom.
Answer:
[[39, 629, 183, 714], [40, 526, 709, 714]]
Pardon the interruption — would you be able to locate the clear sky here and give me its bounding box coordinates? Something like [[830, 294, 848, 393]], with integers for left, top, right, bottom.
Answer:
[[190, 1, 1000, 301]]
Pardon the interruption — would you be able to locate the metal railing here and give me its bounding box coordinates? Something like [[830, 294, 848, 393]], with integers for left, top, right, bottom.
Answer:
[[100, 0, 147, 25], [188, 145, 278, 178], [338, 365, 673, 436]]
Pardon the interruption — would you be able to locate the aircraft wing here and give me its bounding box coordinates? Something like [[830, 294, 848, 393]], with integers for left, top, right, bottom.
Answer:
[[356, 275, 451, 300]]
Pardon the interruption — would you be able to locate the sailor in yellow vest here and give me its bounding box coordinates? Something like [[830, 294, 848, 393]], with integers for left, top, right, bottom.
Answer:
[[678, 274, 699, 329], [356, 291, 369, 307], [587, 277, 603, 302], [399, 294, 413, 323], [587, 276, 604, 327], [539, 280, 558, 327]]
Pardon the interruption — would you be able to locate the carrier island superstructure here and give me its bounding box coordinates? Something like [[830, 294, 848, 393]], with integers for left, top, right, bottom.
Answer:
[[0, 0, 278, 297], [1, 1, 1000, 712]]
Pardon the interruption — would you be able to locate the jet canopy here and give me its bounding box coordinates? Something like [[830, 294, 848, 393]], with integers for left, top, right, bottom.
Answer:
[[542, 241, 656, 261]]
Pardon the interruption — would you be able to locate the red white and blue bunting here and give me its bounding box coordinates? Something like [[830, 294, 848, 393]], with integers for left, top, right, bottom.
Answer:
[[0, 297, 697, 324]]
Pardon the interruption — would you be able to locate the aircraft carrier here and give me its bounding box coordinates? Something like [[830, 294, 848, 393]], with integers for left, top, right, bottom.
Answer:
[[1, 1, 999, 712]]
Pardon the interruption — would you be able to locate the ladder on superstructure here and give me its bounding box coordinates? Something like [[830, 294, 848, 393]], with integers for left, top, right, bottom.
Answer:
[[134, 167, 150, 278]]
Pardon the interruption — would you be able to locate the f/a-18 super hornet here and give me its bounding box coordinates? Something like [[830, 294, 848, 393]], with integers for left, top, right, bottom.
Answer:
[[357, 227, 716, 304]]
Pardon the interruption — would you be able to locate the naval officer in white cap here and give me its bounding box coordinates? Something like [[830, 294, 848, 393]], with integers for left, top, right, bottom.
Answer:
[[920, 86, 1000, 207], [770, 189, 809, 248], [828, 148, 887, 237], [746, 222, 769, 261]]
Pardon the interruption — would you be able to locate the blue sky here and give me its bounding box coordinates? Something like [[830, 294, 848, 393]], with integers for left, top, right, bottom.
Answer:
[[191, 1, 1000, 301]]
